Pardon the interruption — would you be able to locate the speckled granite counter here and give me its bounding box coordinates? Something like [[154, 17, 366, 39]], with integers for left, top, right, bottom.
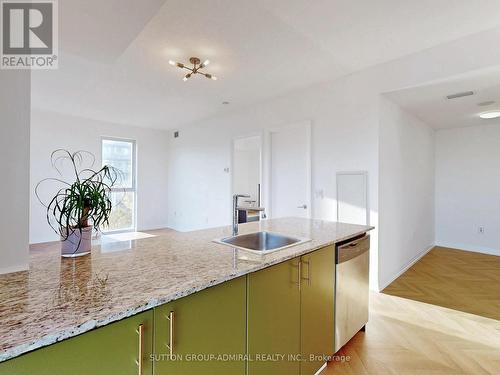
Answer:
[[0, 218, 373, 362]]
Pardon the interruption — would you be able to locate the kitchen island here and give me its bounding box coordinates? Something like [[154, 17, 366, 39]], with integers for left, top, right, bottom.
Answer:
[[0, 217, 373, 374]]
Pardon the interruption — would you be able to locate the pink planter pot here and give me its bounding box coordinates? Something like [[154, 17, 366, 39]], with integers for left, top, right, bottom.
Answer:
[[60, 226, 92, 257]]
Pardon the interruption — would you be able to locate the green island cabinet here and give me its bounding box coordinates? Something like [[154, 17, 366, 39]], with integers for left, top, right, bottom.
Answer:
[[0, 310, 154, 375], [153, 276, 247, 375], [300, 246, 335, 375], [247, 245, 335, 375], [0, 247, 334, 375]]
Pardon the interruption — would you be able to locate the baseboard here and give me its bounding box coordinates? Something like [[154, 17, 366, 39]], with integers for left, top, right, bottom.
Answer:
[[162, 224, 189, 233], [435, 241, 500, 257], [136, 223, 171, 231], [0, 263, 28, 275], [378, 243, 435, 291]]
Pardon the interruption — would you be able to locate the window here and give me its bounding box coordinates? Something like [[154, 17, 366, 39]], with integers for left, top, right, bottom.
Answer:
[[102, 138, 136, 232]]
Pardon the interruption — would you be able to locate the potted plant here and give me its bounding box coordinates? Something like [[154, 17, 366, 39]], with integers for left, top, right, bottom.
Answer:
[[36, 150, 120, 257]]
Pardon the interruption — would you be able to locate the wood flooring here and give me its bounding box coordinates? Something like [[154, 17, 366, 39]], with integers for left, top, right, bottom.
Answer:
[[322, 247, 500, 375], [384, 247, 500, 320]]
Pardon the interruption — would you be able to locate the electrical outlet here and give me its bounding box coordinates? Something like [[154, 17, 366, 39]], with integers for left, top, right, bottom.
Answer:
[[478, 226, 485, 234]]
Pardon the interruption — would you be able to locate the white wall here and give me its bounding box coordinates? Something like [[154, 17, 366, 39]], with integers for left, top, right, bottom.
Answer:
[[167, 74, 382, 290], [167, 74, 380, 231], [0, 70, 31, 274], [167, 27, 500, 290], [436, 124, 500, 255], [30, 110, 169, 244], [378, 97, 436, 290]]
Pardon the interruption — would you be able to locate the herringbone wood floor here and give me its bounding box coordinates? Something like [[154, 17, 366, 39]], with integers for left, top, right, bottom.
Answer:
[[384, 247, 500, 320], [322, 247, 500, 375]]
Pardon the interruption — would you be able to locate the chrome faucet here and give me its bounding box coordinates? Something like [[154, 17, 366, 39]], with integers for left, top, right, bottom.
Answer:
[[232, 194, 250, 236]]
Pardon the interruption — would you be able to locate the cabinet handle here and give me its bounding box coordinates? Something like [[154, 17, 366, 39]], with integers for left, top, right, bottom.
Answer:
[[166, 311, 175, 355], [136, 324, 144, 375], [301, 259, 311, 286], [297, 261, 302, 290]]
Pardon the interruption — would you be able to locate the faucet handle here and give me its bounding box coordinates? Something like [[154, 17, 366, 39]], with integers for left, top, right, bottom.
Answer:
[[233, 194, 251, 206]]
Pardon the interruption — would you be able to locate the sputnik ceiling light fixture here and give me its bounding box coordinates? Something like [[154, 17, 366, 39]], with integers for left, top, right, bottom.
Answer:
[[168, 57, 217, 82]]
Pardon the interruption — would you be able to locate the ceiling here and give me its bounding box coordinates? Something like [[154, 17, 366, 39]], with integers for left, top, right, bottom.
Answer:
[[31, 0, 500, 130], [385, 66, 500, 129]]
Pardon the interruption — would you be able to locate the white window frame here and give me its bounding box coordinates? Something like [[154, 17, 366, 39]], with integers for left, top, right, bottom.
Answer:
[[101, 137, 137, 234]]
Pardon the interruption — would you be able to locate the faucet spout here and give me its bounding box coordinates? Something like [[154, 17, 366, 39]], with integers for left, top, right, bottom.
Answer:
[[232, 194, 250, 236]]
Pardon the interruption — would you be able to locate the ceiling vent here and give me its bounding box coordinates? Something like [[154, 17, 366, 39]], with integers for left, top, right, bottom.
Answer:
[[446, 91, 474, 100], [478, 100, 495, 107]]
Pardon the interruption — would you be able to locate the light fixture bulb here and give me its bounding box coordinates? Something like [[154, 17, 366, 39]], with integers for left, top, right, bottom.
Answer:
[[479, 111, 500, 119], [169, 57, 218, 82]]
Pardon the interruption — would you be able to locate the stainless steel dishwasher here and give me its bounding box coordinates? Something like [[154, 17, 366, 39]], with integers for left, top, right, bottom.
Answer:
[[334, 234, 370, 352]]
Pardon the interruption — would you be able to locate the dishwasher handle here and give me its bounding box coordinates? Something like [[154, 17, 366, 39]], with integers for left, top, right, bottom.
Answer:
[[336, 235, 370, 264]]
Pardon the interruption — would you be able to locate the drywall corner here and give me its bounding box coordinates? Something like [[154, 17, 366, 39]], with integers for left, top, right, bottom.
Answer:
[[0, 70, 31, 274]]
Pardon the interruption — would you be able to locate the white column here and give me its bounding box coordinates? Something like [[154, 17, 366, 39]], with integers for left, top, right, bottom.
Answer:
[[0, 69, 31, 274]]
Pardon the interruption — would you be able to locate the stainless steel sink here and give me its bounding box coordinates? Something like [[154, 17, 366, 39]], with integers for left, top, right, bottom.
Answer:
[[214, 231, 310, 254]]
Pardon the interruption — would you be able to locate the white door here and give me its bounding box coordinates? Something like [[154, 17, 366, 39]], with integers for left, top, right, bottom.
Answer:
[[270, 122, 311, 218]]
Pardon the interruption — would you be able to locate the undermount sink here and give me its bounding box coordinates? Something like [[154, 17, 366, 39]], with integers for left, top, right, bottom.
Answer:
[[215, 231, 310, 254]]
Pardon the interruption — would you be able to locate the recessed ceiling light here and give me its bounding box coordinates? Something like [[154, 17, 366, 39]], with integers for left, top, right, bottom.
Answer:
[[479, 111, 500, 119]]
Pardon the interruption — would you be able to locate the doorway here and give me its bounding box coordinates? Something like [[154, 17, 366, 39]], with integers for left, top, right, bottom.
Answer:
[[232, 135, 263, 218], [269, 122, 311, 219]]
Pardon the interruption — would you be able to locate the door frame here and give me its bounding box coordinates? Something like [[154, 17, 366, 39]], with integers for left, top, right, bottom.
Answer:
[[230, 132, 265, 216], [267, 120, 312, 219]]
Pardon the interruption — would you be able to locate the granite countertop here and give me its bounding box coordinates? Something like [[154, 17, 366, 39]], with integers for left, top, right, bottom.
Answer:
[[0, 217, 373, 362]]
